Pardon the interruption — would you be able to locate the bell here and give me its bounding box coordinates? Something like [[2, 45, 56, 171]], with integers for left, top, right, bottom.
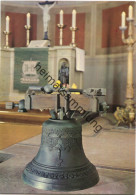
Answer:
[[22, 92, 99, 191], [22, 118, 99, 191]]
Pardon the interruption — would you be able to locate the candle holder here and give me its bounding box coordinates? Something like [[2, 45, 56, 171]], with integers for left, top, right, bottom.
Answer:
[[114, 14, 136, 127], [57, 24, 66, 46], [70, 26, 78, 47], [3, 31, 11, 49], [24, 25, 31, 47]]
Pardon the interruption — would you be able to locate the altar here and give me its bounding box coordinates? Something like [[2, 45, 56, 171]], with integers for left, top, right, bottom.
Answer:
[[0, 46, 84, 101], [48, 46, 84, 88]]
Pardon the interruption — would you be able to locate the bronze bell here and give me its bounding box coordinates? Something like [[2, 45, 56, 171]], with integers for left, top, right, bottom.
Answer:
[[22, 93, 99, 191]]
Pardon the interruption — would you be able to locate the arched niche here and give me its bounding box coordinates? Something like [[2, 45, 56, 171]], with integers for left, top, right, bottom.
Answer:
[[58, 58, 69, 87], [48, 46, 83, 89]]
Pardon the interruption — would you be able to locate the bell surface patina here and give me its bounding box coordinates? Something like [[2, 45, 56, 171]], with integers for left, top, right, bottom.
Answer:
[[22, 118, 99, 191]]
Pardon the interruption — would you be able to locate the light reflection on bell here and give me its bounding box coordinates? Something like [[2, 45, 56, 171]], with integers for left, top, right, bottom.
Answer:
[[22, 118, 99, 191]]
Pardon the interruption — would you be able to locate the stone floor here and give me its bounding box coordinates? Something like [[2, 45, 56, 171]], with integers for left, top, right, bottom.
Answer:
[[0, 116, 135, 194]]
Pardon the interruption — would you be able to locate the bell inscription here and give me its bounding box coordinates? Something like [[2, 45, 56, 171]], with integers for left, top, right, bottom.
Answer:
[[22, 119, 99, 191]]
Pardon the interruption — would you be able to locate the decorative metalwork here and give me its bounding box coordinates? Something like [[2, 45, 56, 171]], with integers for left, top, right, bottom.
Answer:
[[42, 126, 82, 167], [22, 119, 99, 191], [3, 31, 11, 49], [25, 161, 93, 180], [70, 27, 78, 47], [57, 24, 66, 46], [114, 5, 135, 127], [24, 25, 31, 47]]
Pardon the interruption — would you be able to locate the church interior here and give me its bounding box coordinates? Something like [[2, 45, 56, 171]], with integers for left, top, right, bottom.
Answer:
[[0, 1, 135, 194]]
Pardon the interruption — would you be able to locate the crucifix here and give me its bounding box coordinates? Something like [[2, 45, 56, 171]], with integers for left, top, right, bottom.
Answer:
[[38, 1, 56, 40]]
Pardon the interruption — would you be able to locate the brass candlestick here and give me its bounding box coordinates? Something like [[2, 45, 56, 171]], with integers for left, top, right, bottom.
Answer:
[[24, 25, 31, 47], [114, 8, 136, 127], [70, 27, 77, 47], [3, 31, 11, 49], [57, 24, 66, 46]]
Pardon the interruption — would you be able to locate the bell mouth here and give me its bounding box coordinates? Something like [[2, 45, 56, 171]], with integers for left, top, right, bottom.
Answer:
[[22, 161, 99, 191]]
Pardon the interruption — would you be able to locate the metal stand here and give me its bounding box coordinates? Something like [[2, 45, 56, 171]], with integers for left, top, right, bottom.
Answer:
[[70, 27, 77, 47], [24, 25, 31, 47], [114, 16, 136, 127], [3, 31, 10, 49], [57, 24, 66, 46]]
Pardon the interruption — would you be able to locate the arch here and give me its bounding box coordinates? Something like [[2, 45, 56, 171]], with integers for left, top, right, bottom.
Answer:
[[58, 58, 69, 87]]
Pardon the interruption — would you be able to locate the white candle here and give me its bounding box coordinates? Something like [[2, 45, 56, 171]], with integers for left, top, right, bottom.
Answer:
[[128, 5, 133, 19], [121, 12, 126, 27], [6, 16, 10, 32], [27, 13, 30, 26], [60, 10, 63, 25], [72, 9, 76, 28]]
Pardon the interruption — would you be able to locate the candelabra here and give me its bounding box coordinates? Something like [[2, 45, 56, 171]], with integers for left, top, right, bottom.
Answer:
[[70, 27, 77, 47], [57, 24, 66, 46], [3, 31, 11, 49], [114, 6, 136, 127], [24, 25, 31, 47]]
